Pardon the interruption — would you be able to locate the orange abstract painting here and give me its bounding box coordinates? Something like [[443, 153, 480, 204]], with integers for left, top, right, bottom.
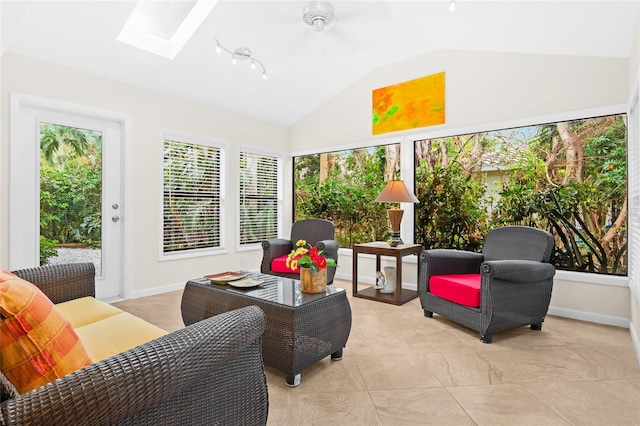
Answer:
[[372, 72, 445, 135]]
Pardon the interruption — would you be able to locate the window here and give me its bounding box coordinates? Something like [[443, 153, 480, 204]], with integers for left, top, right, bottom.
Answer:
[[162, 135, 225, 256], [414, 114, 627, 275], [294, 144, 401, 247], [293, 112, 627, 276], [238, 150, 282, 245]]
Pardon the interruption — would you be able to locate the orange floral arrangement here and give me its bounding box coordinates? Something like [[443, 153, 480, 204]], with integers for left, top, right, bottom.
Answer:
[[286, 239, 337, 275]]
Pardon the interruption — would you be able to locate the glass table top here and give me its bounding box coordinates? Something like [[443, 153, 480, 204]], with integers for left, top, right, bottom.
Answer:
[[190, 270, 345, 308]]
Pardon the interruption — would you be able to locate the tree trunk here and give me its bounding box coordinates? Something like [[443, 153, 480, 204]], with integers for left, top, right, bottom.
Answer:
[[557, 122, 584, 183], [319, 153, 334, 182], [439, 139, 448, 169], [461, 134, 484, 178], [546, 135, 561, 185], [602, 198, 627, 250], [384, 144, 401, 181]]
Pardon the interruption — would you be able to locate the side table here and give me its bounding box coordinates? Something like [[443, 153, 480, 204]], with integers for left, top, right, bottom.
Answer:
[[352, 242, 422, 305]]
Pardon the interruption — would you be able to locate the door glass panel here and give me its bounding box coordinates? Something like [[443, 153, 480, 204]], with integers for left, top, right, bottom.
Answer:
[[39, 122, 103, 276]]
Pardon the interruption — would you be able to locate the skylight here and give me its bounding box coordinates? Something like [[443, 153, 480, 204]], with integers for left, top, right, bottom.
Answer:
[[117, 0, 218, 60]]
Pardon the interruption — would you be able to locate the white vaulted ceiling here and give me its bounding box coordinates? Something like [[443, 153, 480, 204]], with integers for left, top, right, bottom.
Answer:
[[2, 1, 638, 126]]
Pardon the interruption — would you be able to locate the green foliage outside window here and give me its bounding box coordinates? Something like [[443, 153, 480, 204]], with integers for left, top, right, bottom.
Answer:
[[414, 162, 488, 252], [40, 166, 102, 245], [492, 116, 627, 274], [294, 114, 627, 276], [39, 124, 102, 265], [294, 147, 391, 247]]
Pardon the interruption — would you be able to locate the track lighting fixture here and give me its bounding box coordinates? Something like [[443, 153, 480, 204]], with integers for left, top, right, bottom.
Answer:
[[214, 38, 267, 80]]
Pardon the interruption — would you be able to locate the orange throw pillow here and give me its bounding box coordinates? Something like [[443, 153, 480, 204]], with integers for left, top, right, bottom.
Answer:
[[0, 270, 92, 394]]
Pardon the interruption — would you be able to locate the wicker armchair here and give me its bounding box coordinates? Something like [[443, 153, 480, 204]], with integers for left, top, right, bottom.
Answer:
[[419, 226, 556, 343], [261, 218, 339, 284], [1, 263, 268, 425]]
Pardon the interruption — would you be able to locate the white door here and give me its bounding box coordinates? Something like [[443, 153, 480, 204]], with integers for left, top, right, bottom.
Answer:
[[10, 94, 125, 300]]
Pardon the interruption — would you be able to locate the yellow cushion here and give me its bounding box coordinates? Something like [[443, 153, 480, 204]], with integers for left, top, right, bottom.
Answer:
[[55, 296, 123, 328], [75, 312, 168, 362], [0, 270, 92, 394]]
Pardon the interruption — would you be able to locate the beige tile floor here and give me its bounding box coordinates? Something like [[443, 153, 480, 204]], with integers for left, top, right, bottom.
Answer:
[[114, 279, 640, 425]]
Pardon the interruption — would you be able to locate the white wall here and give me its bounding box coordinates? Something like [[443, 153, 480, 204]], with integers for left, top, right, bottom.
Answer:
[[0, 53, 288, 297], [290, 49, 628, 150], [549, 276, 630, 328], [290, 48, 632, 327]]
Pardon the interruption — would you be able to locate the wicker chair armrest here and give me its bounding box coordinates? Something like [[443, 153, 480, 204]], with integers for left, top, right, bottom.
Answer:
[[420, 249, 484, 276], [481, 260, 556, 282], [1, 306, 268, 425], [261, 238, 293, 259], [317, 239, 339, 257], [261, 238, 294, 274], [11, 263, 95, 304]]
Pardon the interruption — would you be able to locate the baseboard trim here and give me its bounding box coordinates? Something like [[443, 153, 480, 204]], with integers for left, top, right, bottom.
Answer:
[[334, 272, 417, 291], [123, 275, 630, 330], [630, 321, 640, 367], [547, 306, 629, 328], [126, 282, 186, 300], [333, 271, 351, 281]]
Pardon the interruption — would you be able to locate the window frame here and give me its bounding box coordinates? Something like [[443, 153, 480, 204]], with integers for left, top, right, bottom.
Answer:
[[237, 146, 284, 250], [292, 142, 410, 247], [159, 130, 227, 261], [628, 79, 640, 303], [290, 104, 628, 284]]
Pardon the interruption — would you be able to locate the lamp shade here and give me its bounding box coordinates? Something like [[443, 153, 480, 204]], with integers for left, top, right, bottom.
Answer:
[[374, 180, 419, 203]]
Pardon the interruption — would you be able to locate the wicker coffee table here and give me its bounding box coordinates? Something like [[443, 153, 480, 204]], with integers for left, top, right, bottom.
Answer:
[[181, 271, 352, 387]]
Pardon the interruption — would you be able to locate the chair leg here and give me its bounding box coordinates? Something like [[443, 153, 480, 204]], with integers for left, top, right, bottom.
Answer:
[[424, 310, 433, 318], [531, 322, 542, 331], [480, 333, 493, 344]]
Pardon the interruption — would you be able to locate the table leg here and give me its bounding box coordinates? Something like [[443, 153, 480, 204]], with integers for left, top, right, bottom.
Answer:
[[331, 348, 343, 360], [395, 254, 402, 304], [286, 373, 301, 387], [352, 248, 358, 296]]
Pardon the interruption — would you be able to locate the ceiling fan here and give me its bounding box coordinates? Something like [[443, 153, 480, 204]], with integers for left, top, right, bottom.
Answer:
[[293, 0, 392, 56], [208, 1, 392, 58], [302, 1, 337, 33], [206, 1, 392, 59]]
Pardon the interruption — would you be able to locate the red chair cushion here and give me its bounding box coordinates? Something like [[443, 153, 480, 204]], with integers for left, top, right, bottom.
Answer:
[[271, 255, 300, 273], [429, 274, 481, 308]]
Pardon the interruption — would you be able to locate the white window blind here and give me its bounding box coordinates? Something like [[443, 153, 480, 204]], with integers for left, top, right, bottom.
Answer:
[[239, 150, 281, 245], [163, 138, 225, 253], [628, 87, 639, 299]]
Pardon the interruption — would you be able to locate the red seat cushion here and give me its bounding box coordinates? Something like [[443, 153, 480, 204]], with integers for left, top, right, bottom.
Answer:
[[429, 274, 481, 308], [271, 254, 300, 273]]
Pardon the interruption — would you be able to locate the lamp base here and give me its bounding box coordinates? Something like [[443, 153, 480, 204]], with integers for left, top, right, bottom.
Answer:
[[387, 209, 404, 247], [390, 231, 402, 247]]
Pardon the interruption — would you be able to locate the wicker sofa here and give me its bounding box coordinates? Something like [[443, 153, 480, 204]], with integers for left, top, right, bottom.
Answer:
[[1, 263, 268, 425]]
